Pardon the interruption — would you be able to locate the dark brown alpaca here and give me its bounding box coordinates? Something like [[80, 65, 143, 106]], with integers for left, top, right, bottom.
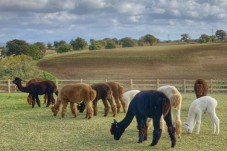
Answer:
[[26, 78, 47, 105], [77, 83, 117, 117], [194, 79, 208, 98], [13, 77, 57, 108], [106, 81, 126, 113]]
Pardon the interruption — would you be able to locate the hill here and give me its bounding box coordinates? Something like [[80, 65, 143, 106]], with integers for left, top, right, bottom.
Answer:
[[37, 43, 227, 80]]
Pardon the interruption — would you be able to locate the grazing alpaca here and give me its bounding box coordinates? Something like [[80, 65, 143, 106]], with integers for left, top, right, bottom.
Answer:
[[13, 77, 57, 108], [51, 83, 96, 119], [77, 83, 117, 117], [106, 81, 126, 113], [26, 78, 47, 105], [194, 79, 208, 98], [122, 90, 140, 112], [157, 85, 182, 138], [184, 96, 219, 135], [110, 90, 176, 148]]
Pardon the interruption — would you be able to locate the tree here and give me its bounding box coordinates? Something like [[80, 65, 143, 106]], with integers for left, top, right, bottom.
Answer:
[[89, 40, 102, 50], [199, 34, 211, 43], [56, 43, 72, 53], [181, 33, 191, 43], [1, 39, 45, 60], [119, 37, 136, 47], [70, 37, 88, 50], [105, 40, 116, 49], [53, 40, 66, 49], [215, 30, 227, 40], [47, 42, 53, 49], [140, 34, 159, 46]]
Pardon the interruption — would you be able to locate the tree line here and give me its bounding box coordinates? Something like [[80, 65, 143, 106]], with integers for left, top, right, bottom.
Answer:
[[1, 30, 227, 61]]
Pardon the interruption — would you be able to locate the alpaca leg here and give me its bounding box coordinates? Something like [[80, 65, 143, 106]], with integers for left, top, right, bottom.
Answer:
[[61, 102, 68, 118], [175, 108, 182, 138], [85, 101, 93, 119], [160, 115, 166, 133], [44, 94, 47, 104], [195, 113, 202, 134], [46, 94, 51, 107], [107, 98, 117, 117], [31, 96, 36, 108], [209, 112, 220, 135], [136, 116, 147, 143], [36, 96, 41, 107], [119, 96, 126, 113], [164, 110, 176, 148], [70, 102, 77, 117], [150, 117, 162, 146], [93, 101, 98, 116], [102, 99, 110, 116], [114, 97, 121, 113], [27, 94, 32, 104]]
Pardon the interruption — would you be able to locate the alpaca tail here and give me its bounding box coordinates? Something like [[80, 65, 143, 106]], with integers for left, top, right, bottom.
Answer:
[[162, 97, 171, 118], [90, 88, 97, 101], [107, 88, 113, 100], [171, 93, 182, 108]]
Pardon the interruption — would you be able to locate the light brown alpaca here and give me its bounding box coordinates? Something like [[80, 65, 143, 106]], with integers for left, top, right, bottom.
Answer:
[[26, 78, 47, 105], [106, 81, 126, 113], [51, 83, 96, 119]]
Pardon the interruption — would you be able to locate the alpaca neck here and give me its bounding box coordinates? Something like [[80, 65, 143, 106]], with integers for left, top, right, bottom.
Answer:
[[186, 109, 195, 127], [118, 112, 134, 129], [15, 82, 29, 93]]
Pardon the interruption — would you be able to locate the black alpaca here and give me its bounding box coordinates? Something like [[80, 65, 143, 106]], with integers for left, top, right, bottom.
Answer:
[[13, 77, 58, 108], [110, 90, 176, 148]]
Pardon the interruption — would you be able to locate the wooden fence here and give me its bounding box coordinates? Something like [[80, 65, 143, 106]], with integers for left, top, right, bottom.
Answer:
[[1, 79, 227, 94]]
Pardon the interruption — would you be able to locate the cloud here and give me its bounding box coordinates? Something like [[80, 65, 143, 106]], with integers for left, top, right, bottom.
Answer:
[[0, 0, 227, 44]]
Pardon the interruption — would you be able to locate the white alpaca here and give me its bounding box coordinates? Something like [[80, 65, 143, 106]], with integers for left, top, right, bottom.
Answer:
[[122, 90, 140, 112], [147, 85, 182, 138], [184, 96, 219, 135]]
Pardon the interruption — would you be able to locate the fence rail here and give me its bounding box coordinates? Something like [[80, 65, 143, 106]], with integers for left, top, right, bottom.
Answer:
[[1, 79, 227, 93]]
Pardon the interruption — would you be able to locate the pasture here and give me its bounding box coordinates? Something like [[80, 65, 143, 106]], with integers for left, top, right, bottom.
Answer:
[[38, 43, 227, 80], [0, 93, 226, 151]]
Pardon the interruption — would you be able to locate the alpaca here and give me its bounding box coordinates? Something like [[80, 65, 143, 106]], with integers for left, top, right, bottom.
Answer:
[[77, 83, 117, 117], [51, 83, 96, 119], [26, 78, 47, 105], [157, 85, 182, 138], [110, 90, 176, 148], [122, 90, 140, 112], [106, 81, 126, 113], [13, 77, 57, 108], [184, 96, 219, 135], [194, 79, 208, 98]]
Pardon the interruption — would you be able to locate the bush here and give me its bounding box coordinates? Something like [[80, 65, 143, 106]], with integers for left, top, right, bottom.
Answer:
[[0, 55, 56, 80], [56, 44, 72, 53]]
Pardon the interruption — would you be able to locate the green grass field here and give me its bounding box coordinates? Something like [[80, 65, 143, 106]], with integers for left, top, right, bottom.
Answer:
[[0, 93, 226, 151]]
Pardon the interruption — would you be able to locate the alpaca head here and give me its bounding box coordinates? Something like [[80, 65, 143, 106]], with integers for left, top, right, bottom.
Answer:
[[51, 105, 59, 116], [13, 77, 23, 85], [77, 102, 86, 113], [110, 119, 125, 140], [184, 123, 193, 134]]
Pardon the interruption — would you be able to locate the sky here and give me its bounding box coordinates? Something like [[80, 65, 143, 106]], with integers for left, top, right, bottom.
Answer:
[[0, 0, 227, 45]]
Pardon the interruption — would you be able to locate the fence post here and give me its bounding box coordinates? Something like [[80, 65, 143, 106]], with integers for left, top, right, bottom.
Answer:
[[210, 79, 213, 94], [80, 79, 83, 83], [130, 79, 133, 90], [8, 79, 11, 93], [183, 79, 186, 93], [156, 79, 159, 89]]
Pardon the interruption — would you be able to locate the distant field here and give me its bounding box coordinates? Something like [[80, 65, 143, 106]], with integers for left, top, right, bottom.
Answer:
[[0, 93, 226, 150], [38, 43, 227, 80]]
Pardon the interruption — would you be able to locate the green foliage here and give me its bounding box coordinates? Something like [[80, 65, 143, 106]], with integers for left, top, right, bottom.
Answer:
[[56, 44, 72, 53], [89, 40, 102, 50], [199, 34, 211, 43], [0, 55, 56, 80], [47, 42, 53, 49], [70, 37, 88, 50], [181, 33, 191, 43], [119, 37, 137, 47], [53, 40, 66, 49], [215, 29, 227, 40], [140, 34, 159, 46], [1, 39, 46, 60], [105, 40, 116, 49]]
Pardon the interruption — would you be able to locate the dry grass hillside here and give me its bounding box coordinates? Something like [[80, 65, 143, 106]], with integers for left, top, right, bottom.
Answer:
[[38, 43, 227, 80]]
